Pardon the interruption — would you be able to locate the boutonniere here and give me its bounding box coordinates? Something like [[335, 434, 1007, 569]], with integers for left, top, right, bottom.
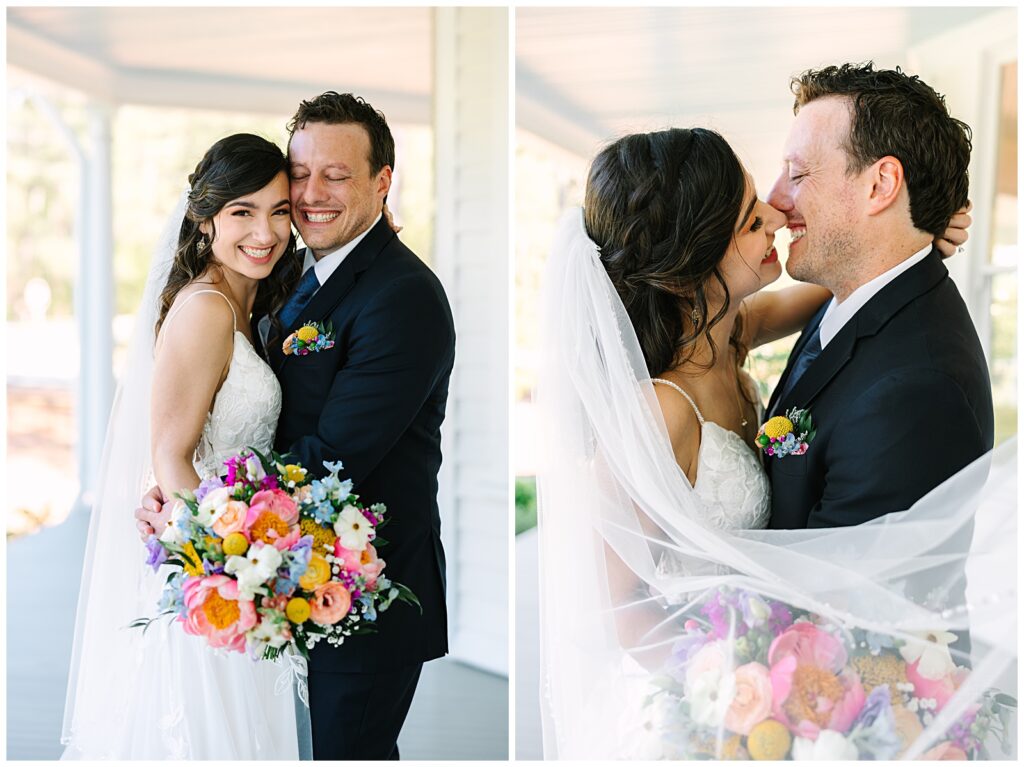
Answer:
[[282, 321, 336, 356], [755, 407, 816, 458]]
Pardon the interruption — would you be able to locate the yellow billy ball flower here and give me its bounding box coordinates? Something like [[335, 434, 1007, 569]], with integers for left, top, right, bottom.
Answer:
[[284, 464, 307, 483], [299, 553, 331, 590], [762, 416, 794, 440], [297, 325, 319, 342], [222, 532, 249, 557], [286, 597, 312, 624], [747, 719, 792, 761]]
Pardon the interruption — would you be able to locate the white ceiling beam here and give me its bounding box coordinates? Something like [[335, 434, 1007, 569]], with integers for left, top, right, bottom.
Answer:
[[7, 20, 117, 101]]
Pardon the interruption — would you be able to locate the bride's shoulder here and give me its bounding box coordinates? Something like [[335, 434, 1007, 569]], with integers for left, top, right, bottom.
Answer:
[[651, 380, 702, 484], [156, 284, 236, 355]]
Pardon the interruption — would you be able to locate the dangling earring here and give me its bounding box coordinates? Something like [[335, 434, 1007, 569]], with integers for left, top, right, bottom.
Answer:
[[197, 235, 208, 253], [691, 308, 700, 326]]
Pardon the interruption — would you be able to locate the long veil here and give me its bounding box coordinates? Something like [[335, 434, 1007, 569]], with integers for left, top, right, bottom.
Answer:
[[537, 209, 1016, 760], [61, 193, 184, 751]]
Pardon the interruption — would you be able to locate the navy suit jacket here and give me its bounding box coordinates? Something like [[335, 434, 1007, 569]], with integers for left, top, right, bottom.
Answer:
[[255, 216, 455, 672], [766, 249, 993, 530]]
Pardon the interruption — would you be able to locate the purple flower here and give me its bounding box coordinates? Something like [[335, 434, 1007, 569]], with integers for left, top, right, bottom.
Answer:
[[194, 476, 225, 504], [144, 535, 168, 571], [767, 600, 795, 633], [849, 685, 901, 759], [360, 508, 380, 526], [260, 474, 279, 491], [224, 455, 243, 486]]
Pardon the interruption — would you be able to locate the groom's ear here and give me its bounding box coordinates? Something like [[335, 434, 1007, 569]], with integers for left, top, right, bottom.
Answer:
[[376, 165, 393, 203], [864, 156, 905, 216]]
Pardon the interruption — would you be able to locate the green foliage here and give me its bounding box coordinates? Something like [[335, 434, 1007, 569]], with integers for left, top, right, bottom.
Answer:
[[515, 476, 537, 535]]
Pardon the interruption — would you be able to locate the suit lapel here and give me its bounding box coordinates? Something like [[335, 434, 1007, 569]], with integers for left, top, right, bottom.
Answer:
[[774, 249, 948, 414], [272, 217, 396, 373]]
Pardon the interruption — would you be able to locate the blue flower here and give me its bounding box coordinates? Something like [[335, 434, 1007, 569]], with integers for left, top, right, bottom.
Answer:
[[274, 577, 298, 596], [310, 481, 327, 503], [313, 500, 335, 524], [322, 460, 344, 476], [159, 572, 187, 615]]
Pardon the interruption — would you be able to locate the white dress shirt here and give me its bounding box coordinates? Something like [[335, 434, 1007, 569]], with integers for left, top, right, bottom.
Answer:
[[301, 211, 383, 295], [258, 212, 383, 346], [819, 243, 932, 348]]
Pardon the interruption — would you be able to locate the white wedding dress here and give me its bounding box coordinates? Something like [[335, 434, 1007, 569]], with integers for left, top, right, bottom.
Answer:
[[650, 376, 770, 532], [62, 290, 299, 760]]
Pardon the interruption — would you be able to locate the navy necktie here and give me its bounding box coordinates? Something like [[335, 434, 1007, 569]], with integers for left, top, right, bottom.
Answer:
[[775, 324, 822, 410], [278, 267, 320, 330]]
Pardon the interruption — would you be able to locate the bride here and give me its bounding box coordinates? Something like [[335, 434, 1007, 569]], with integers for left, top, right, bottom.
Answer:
[[62, 134, 304, 759], [537, 127, 1014, 759]]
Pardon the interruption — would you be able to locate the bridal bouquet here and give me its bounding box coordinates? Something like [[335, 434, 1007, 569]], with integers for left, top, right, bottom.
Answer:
[[136, 449, 419, 661], [647, 587, 1015, 760]]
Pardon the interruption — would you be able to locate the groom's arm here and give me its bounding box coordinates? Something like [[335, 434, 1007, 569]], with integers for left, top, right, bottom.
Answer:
[[808, 369, 988, 528], [287, 274, 455, 486]]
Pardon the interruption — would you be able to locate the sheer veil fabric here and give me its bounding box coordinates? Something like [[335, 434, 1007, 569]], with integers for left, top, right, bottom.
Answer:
[[61, 194, 300, 759], [536, 208, 1016, 759]]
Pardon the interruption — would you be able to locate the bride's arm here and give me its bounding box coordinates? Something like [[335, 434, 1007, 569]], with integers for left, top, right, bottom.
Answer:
[[150, 295, 233, 509], [740, 207, 973, 349], [740, 283, 832, 349]]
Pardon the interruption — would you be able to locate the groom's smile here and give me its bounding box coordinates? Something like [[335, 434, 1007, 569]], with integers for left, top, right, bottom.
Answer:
[[288, 122, 392, 260]]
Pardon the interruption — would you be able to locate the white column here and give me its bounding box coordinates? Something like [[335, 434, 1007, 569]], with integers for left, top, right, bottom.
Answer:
[[77, 102, 116, 504], [432, 7, 510, 675]]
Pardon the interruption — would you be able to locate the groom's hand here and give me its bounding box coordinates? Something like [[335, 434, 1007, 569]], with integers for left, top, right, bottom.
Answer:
[[935, 201, 972, 259], [134, 484, 169, 541]]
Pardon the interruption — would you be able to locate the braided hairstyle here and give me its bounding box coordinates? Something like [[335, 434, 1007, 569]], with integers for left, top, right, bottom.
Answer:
[[583, 127, 748, 377], [155, 133, 300, 341]]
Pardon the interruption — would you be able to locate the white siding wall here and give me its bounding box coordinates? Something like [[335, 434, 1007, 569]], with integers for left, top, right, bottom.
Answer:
[[433, 7, 510, 676]]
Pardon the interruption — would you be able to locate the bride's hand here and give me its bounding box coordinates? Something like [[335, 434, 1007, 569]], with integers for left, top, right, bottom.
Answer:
[[934, 201, 972, 259], [383, 202, 403, 233], [134, 484, 168, 541]]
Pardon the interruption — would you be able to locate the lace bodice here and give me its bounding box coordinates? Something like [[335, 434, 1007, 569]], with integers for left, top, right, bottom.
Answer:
[[652, 376, 770, 531], [163, 290, 282, 478]]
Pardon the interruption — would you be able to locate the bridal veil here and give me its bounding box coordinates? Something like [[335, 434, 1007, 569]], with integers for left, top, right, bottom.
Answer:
[[536, 208, 1016, 759]]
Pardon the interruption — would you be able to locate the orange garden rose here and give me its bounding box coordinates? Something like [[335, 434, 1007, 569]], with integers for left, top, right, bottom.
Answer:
[[724, 662, 773, 735], [212, 500, 249, 537], [310, 582, 352, 625]]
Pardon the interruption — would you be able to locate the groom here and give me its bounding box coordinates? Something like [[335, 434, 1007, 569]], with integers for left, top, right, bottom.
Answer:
[[764, 63, 993, 530], [140, 92, 455, 759]]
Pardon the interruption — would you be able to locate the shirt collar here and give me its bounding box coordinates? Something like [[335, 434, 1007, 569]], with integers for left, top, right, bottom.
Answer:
[[301, 211, 383, 284], [819, 242, 933, 349]]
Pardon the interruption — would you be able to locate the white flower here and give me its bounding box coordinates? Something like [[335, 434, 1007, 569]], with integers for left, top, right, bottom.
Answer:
[[334, 505, 372, 550], [196, 486, 231, 527], [244, 453, 266, 482], [745, 594, 771, 626], [159, 520, 184, 546], [686, 668, 735, 728], [792, 730, 858, 760], [224, 544, 282, 600], [898, 630, 958, 679], [248, 615, 290, 652]]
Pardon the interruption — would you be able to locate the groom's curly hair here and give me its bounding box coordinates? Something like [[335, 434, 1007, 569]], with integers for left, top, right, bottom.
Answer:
[[287, 91, 395, 178], [584, 128, 749, 379], [791, 62, 972, 236]]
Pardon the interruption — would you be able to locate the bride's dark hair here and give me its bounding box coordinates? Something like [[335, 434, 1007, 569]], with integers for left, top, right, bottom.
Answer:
[[584, 127, 747, 377], [155, 133, 300, 340]]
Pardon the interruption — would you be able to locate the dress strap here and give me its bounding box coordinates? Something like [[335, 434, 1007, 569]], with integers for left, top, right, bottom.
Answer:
[[164, 289, 237, 332], [650, 378, 705, 425]]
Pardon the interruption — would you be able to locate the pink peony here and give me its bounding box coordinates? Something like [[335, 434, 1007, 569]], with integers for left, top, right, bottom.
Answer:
[[768, 621, 847, 670], [181, 574, 256, 653], [768, 623, 865, 739], [333, 542, 386, 587], [247, 489, 299, 526], [724, 662, 773, 735], [271, 526, 302, 551]]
